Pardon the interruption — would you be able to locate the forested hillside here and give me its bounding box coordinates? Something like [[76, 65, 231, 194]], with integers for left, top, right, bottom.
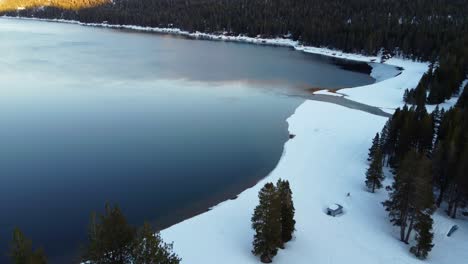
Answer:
[[0, 0, 109, 11], [1, 0, 466, 59]]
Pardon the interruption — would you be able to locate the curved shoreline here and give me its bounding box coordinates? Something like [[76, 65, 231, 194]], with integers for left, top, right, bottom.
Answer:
[[2, 16, 407, 68]]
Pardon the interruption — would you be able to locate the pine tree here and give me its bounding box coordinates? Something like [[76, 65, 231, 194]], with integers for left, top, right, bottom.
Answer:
[[252, 183, 282, 263], [417, 111, 434, 155], [403, 89, 410, 103], [132, 223, 181, 264], [380, 119, 391, 165], [276, 179, 296, 245], [84, 204, 135, 264], [410, 213, 434, 259], [365, 148, 384, 193], [410, 156, 436, 258], [383, 150, 431, 243], [367, 133, 380, 162], [8, 228, 47, 264]]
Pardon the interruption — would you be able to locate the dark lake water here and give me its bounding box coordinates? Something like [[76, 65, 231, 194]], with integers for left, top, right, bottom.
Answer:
[[0, 18, 378, 263]]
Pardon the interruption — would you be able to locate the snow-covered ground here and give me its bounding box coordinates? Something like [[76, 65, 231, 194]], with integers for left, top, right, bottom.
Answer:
[[336, 58, 429, 114], [8, 15, 465, 263], [310, 58, 428, 114]]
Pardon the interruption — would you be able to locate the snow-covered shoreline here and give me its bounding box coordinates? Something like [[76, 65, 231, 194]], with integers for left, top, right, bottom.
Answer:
[[2, 16, 414, 69]]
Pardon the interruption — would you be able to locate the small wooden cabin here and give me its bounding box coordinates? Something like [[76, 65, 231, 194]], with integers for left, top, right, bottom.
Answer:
[[327, 204, 343, 217]]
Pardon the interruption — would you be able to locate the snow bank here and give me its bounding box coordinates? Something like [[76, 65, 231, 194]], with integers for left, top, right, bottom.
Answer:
[[313, 89, 343, 97], [338, 58, 429, 113], [310, 57, 427, 114]]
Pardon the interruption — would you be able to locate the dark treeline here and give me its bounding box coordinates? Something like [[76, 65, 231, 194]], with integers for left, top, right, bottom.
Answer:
[[404, 36, 468, 105], [365, 88, 468, 259], [7, 204, 181, 264], [380, 102, 468, 218], [1, 0, 466, 60]]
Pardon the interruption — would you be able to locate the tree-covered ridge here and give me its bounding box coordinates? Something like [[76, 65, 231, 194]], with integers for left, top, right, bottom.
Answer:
[[0, 0, 109, 11], [1, 0, 466, 61]]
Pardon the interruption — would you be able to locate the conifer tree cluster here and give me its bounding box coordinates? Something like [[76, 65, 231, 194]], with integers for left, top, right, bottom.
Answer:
[[8, 228, 47, 264], [379, 105, 434, 167], [432, 107, 468, 217], [404, 37, 468, 105], [383, 150, 435, 258], [377, 90, 468, 258], [84, 204, 181, 264], [6, 205, 181, 264], [252, 179, 295, 263]]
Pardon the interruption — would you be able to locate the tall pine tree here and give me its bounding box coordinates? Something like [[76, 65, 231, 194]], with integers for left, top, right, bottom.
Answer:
[[367, 133, 380, 162], [383, 150, 432, 244], [84, 204, 135, 264], [276, 179, 296, 246], [410, 157, 436, 259], [252, 183, 282, 263], [411, 213, 434, 259], [365, 133, 384, 192]]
